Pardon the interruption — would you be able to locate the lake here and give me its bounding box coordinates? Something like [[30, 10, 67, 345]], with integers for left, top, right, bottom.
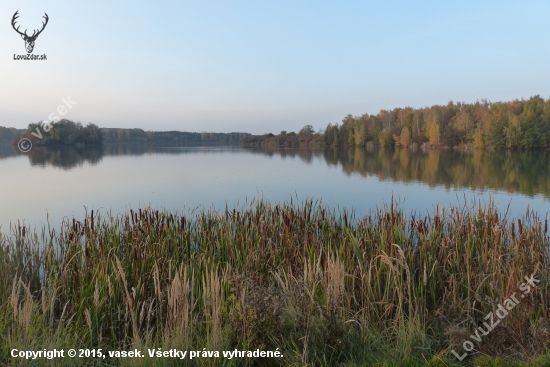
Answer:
[[1, 144, 549, 235]]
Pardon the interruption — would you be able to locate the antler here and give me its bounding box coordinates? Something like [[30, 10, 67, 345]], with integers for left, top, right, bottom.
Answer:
[[11, 11, 49, 40], [29, 13, 49, 39], [11, 11, 27, 37]]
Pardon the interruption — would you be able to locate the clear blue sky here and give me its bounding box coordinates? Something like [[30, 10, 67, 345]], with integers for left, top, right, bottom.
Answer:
[[1, 0, 549, 134]]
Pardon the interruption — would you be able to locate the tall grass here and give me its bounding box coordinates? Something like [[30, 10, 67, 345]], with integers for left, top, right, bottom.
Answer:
[[0, 199, 549, 366]]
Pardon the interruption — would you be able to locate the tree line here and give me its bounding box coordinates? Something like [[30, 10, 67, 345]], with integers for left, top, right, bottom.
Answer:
[[4, 120, 250, 147], [0, 126, 25, 145], [241, 95, 550, 149], [101, 128, 249, 145]]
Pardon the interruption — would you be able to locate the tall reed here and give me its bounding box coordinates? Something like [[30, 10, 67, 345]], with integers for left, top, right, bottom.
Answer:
[[0, 199, 548, 366]]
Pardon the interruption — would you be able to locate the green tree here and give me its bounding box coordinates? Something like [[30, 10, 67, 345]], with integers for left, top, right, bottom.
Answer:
[[298, 125, 314, 136], [379, 127, 393, 146], [504, 116, 522, 148]]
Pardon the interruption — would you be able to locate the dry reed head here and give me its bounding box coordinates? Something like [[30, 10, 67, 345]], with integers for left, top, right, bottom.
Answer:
[[0, 198, 548, 365]]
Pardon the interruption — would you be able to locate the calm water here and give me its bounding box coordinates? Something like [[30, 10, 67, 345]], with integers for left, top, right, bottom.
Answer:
[[1, 144, 549, 234]]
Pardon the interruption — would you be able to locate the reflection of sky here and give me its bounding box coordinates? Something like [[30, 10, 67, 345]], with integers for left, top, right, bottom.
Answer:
[[1, 147, 549, 234]]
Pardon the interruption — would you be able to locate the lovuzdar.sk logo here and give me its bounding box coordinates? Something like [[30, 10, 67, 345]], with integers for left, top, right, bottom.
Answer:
[[12, 10, 48, 60]]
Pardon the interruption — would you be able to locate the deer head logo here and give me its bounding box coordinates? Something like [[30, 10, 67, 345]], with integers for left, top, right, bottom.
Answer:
[[12, 11, 49, 54]]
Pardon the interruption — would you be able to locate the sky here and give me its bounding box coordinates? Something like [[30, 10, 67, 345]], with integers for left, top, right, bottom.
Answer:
[[1, 0, 549, 135]]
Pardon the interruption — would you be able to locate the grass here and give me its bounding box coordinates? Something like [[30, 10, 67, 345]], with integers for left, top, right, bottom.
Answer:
[[0, 198, 549, 366]]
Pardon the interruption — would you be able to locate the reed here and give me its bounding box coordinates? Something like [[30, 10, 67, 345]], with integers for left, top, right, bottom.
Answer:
[[0, 199, 549, 366]]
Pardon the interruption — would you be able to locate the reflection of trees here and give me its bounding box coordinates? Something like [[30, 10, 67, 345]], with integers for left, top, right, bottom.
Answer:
[[423, 150, 440, 184], [102, 144, 155, 156], [0, 145, 248, 169], [2, 143, 549, 199], [244, 147, 323, 165], [243, 146, 550, 199], [0, 145, 20, 160], [26, 146, 104, 170]]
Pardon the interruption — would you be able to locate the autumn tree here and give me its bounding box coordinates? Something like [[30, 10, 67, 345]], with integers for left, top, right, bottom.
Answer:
[[400, 127, 411, 147], [354, 120, 367, 146], [428, 122, 440, 147]]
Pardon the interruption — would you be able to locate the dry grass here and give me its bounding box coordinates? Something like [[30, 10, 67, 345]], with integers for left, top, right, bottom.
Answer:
[[0, 199, 549, 366]]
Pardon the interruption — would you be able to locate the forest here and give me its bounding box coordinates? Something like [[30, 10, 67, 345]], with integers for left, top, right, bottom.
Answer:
[[5, 120, 249, 147], [0, 126, 25, 145], [241, 95, 550, 149], [101, 128, 249, 145], [6, 95, 550, 149]]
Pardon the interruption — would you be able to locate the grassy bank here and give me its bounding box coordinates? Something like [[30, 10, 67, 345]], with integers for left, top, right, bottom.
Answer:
[[0, 199, 549, 366]]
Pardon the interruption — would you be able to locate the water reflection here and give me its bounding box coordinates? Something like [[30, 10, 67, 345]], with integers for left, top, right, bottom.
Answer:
[[246, 146, 550, 199], [1, 145, 549, 199], [0, 144, 236, 170], [0, 145, 20, 160], [23, 146, 104, 169]]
